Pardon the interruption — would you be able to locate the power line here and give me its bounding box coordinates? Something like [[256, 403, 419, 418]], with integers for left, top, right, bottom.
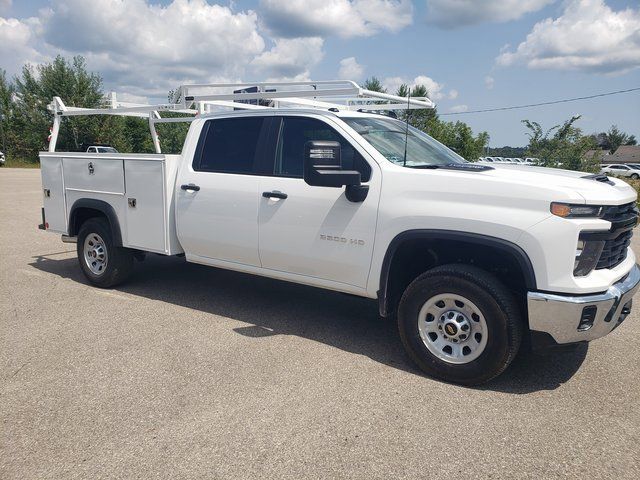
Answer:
[[440, 87, 640, 116]]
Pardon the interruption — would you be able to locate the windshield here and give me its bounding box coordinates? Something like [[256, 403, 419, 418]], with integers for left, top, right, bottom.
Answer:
[[343, 117, 465, 167], [97, 147, 118, 153]]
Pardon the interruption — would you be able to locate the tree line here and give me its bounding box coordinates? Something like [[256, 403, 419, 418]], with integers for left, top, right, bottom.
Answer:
[[0, 57, 635, 171], [362, 77, 489, 161], [363, 77, 637, 173], [0, 56, 187, 164]]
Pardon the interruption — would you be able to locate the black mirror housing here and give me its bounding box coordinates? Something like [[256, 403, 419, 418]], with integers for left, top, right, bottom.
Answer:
[[304, 140, 361, 188]]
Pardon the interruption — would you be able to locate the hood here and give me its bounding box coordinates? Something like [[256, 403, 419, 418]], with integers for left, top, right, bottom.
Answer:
[[482, 164, 637, 205]]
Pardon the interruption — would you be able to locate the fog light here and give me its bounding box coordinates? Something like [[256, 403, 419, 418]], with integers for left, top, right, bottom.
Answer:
[[574, 239, 605, 277], [578, 305, 597, 331]]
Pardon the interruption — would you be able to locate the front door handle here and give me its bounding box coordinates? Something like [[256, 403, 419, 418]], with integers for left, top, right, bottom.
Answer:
[[262, 191, 288, 200], [181, 183, 200, 192]]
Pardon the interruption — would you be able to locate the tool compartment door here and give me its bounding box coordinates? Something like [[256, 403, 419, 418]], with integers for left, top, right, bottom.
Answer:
[[124, 160, 167, 253], [40, 155, 67, 233]]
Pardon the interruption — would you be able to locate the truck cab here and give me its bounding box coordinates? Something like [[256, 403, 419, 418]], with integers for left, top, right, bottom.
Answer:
[[38, 81, 640, 385]]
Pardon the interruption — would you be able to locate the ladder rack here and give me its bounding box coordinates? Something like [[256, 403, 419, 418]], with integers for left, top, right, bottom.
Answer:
[[47, 80, 435, 153]]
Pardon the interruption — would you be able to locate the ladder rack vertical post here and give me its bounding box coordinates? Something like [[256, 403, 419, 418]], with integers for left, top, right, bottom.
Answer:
[[149, 112, 161, 154], [49, 114, 61, 152]]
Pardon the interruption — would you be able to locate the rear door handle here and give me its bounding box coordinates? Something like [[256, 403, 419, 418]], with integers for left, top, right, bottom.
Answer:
[[181, 183, 200, 192], [262, 191, 288, 200]]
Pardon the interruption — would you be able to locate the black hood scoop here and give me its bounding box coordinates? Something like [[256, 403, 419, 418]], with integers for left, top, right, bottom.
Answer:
[[582, 173, 615, 186]]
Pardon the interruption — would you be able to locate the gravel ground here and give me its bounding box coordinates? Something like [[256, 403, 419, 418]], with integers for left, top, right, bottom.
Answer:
[[1, 167, 639, 479]]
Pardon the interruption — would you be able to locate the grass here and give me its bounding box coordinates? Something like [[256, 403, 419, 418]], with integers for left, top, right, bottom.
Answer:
[[1, 157, 40, 168]]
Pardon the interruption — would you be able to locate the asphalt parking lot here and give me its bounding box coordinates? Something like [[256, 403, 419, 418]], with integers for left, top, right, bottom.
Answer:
[[1, 167, 639, 479]]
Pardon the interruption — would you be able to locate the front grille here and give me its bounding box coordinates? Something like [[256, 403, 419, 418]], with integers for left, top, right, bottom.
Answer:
[[596, 229, 633, 270], [593, 202, 638, 270], [601, 202, 638, 225]]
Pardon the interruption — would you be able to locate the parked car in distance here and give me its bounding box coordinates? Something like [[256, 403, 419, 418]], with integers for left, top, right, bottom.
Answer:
[[601, 164, 640, 179], [86, 145, 119, 154]]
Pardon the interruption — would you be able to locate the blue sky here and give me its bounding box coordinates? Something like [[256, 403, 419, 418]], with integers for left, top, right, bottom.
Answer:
[[1, 0, 638, 146]]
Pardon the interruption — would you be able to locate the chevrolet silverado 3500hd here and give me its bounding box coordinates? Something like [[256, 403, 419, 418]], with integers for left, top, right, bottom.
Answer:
[[38, 81, 640, 385]]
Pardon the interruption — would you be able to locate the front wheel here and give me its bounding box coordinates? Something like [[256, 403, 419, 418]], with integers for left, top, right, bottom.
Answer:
[[397, 264, 523, 385], [77, 217, 133, 288]]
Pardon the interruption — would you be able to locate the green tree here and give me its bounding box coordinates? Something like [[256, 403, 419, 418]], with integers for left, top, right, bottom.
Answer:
[[362, 76, 386, 93], [0, 70, 15, 156], [393, 81, 488, 161], [10, 55, 104, 161], [522, 115, 598, 172], [602, 125, 637, 154]]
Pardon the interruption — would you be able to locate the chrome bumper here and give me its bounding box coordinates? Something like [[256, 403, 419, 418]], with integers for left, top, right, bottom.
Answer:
[[527, 264, 640, 345]]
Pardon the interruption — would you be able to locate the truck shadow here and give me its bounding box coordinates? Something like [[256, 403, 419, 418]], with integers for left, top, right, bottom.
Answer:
[[30, 252, 587, 394]]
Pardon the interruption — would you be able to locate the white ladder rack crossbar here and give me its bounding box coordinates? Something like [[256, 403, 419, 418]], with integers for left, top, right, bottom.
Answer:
[[46, 80, 435, 153]]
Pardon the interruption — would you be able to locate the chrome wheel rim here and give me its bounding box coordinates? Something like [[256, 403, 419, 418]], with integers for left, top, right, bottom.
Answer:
[[417, 293, 488, 364], [83, 233, 108, 275]]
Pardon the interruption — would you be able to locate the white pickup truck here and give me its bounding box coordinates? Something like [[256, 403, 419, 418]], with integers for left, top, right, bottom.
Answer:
[[38, 81, 640, 385]]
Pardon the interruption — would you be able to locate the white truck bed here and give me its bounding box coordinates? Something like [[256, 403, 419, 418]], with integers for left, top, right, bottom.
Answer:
[[40, 152, 183, 255]]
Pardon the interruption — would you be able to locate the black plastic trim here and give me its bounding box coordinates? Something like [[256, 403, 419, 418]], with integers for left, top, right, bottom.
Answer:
[[38, 207, 46, 230], [378, 229, 537, 317], [68, 199, 123, 246]]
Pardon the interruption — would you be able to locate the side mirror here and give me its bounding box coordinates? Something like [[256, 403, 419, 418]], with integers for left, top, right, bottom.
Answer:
[[304, 141, 361, 188]]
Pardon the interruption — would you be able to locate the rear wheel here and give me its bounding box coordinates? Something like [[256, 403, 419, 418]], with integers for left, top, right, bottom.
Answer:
[[631, 173, 639, 180], [77, 217, 133, 288], [397, 264, 523, 385]]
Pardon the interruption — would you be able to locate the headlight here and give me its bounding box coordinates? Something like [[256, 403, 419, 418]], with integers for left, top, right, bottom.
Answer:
[[574, 238, 605, 277], [551, 203, 604, 218]]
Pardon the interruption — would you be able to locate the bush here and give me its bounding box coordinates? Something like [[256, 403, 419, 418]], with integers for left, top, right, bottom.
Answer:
[[621, 178, 640, 206]]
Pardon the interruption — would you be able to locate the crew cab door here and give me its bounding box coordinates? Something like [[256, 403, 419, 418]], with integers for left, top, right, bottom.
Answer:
[[258, 115, 380, 288], [176, 115, 271, 267]]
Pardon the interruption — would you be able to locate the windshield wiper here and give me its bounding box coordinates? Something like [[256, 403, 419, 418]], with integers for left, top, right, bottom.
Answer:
[[404, 164, 445, 169]]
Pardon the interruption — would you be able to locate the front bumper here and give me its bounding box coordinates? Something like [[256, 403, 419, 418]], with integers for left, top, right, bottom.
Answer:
[[527, 264, 640, 346]]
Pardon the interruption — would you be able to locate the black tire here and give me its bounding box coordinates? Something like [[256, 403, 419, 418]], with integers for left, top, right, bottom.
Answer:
[[77, 217, 133, 288], [397, 264, 523, 385], [631, 174, 639, 180]]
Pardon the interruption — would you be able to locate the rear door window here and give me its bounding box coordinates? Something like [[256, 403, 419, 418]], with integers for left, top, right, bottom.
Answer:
[[194, 117, 266, 174]]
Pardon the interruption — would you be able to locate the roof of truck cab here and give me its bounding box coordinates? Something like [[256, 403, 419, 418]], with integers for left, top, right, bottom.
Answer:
[[197, 108, 394, 121]]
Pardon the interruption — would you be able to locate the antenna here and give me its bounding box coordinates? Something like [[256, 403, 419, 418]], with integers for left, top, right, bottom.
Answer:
[[403, 93, 411, 167]]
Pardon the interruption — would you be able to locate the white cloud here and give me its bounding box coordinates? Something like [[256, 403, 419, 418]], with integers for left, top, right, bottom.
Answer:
[[383, 75, 455, 101], [260, 0, 413, 38], [0, 16, 46, 71], [251, 37, 324, 81], [1, 0, 267, 96], [497, 0, 640, 74], [426, 0, 553, 28], [338, 57, 364, 80], [485, 75, 495, 90], [449, 104, 468, 113]]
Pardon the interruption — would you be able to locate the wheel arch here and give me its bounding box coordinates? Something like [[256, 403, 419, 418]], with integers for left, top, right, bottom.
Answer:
[[69, 199, 123, 247], [378, 229, 537, 317]]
